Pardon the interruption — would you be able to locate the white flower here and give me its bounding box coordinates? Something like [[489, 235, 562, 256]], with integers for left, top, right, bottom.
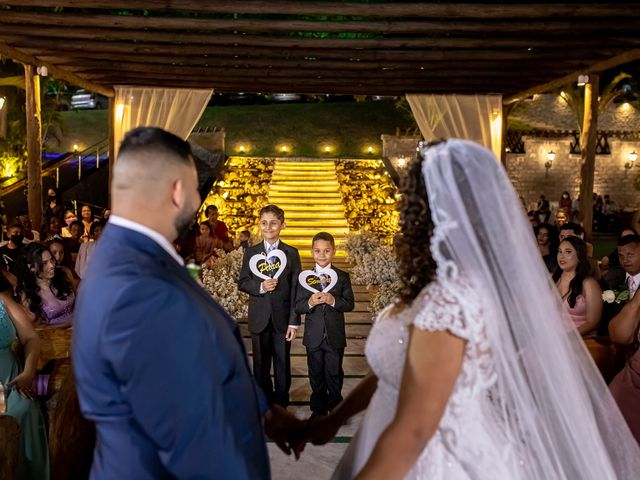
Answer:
[[602, 290, 616, 304]]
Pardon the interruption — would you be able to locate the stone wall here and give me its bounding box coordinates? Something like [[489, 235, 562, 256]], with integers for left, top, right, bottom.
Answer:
[[510, 93, 640, 131], [507, 136, 640, 211]]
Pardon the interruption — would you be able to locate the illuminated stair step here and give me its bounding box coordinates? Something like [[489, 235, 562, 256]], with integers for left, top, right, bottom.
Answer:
[[269, 185, 338, 193], [282, 228, 349, 236], [279, 205, 345, 213], [273, 161, 335, 168], [267, 197, 343, 205], [270, 180, 337, 186], [268, 192, 342, 199], [286, 219, 349, 227]]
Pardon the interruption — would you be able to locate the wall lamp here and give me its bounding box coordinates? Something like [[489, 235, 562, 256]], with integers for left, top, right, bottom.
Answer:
[[577, 74, 589, 86], [625, 151, 638, 170], [545, 151, 555, 170]]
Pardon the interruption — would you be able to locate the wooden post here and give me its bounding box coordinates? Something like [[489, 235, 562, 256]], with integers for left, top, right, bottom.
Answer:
[[501, 103, 513, 168], [579, 74, 599, 242], [0, 415, 20, 480], [108, 96, 115, 202], [24, 64, 42, 230]]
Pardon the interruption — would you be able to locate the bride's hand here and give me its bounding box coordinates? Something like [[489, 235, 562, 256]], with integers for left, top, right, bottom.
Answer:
[[291, 414, 343, 458]]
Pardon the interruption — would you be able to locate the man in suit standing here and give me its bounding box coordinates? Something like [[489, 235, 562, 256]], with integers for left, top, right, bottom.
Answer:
[[239, 205, 301, 407], [73, 127, 297, 479], [295, 232, 354, 417]]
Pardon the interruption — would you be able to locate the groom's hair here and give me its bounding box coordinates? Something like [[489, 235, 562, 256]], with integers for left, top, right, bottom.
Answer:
[[618, 234, 640, 247], [117, 127, 193, 168]]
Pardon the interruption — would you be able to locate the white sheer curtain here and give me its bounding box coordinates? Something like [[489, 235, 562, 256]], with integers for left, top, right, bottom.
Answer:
[[406, 94, 503, 159], [113, 87, 213, 158]]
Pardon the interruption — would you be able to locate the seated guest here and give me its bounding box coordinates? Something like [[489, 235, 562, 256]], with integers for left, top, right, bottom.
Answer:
[[101, 207, 111, 221], [0, 274, 50, 479], [558, 222, 600, 280], [535, 223, 558, 273], [46, 236, 78, 286], [601, 234, 640, 336], [80, 205, 94, 242], [75, 220, 105, 279], [193, 222, 220, 264], [16, 243, 75, 327], [601, 228, 638, 277], [559, 191, 572, 215], [0, 223, 25, 275], [553, 236, 602, 336], [16, 211, 39, 244], [42, 216, 63, 240], [64, 220, 84, 267], [61, 210, 78, 238], [205, 205, 232, 251], [237, 230, 251, 250], [553, 210, 569, 230], [609, 234, 640, 445]]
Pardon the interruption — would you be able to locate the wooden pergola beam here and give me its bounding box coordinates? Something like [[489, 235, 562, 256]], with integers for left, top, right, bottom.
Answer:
[[78, 65, 570, 80], [1, 26, 638, 50], [2, 10, 639, 35], [0, 42, 114, 97], [6, 2, 640, 19], [38, 54, 593, 72], [16, 40, 620, 62], [504, 48, 640, 104]]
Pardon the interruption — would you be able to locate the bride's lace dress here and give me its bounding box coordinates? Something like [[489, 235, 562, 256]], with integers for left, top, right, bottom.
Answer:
[[332, 279, 522, 479]]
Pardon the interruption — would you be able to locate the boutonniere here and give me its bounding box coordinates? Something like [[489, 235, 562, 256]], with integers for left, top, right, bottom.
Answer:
[[602, 289, 630, 304]]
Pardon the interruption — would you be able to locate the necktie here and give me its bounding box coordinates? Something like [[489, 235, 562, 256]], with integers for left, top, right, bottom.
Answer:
[[629, 277, 637, 296], [319, 273, 328, 290], [266, 243, 276, 264]]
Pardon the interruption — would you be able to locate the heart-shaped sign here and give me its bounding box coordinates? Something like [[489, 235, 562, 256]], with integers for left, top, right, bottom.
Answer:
[[299, 268, 338, 293], [249, 249, 288, 280]]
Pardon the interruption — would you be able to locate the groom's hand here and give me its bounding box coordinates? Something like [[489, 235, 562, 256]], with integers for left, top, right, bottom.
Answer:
[[264, 405, 304, 456]]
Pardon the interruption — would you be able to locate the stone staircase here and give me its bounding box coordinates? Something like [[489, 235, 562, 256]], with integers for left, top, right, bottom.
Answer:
[[267, 160, 350, 264], [242, 159, 372, 478]]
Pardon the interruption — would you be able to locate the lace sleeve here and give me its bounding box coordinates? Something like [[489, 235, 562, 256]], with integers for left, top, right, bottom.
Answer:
[[412, 282, 474, 342]]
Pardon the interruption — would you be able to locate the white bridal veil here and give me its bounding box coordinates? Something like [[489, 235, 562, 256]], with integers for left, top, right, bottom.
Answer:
[[421, 140, 640, 479]]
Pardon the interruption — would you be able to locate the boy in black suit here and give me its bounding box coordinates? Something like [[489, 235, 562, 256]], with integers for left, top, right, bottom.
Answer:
[[295, 232, 354, 417], [238, 205, 301, 407]]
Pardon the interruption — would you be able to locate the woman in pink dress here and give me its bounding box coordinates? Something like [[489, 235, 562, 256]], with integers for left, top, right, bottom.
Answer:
[[553, 236, 602, 336]]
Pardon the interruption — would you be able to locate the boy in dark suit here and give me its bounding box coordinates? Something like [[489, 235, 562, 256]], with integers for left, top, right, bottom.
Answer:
[[239, 204, 301, 407], [295, 232, 354, 417]]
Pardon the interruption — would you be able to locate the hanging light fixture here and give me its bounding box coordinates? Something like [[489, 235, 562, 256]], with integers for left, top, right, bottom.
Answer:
[[545, 150, 555, 170]]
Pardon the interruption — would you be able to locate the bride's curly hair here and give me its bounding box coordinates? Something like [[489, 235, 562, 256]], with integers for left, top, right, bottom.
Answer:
[[396, 143, 441, 305]]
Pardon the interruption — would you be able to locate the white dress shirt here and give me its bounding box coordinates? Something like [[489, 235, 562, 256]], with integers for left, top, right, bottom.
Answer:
[[108, 215, 184, 266]]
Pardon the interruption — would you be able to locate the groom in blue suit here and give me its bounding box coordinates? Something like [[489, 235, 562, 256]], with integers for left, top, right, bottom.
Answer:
[[73, 127, 297, 479]]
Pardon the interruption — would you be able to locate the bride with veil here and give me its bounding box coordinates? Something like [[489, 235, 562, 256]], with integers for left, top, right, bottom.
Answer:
[[294, 139, 640, 479]]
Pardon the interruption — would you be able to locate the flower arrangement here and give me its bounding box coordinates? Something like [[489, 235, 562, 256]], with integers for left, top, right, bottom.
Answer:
[[344, 231, 400, 314], [602, 289, 629, 304], [336, 160, 399, 242], [201, 248, 249, 321], [201, 157, 274, 235]]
